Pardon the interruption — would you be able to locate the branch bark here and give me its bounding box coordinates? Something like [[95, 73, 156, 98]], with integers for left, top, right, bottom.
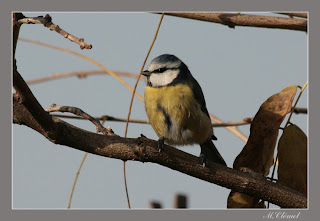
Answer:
[[163, 12, 307, 32], [13, 100, 307, 208], [292, 107, 308, 114], [12, 13, 24, 58], [18, 14, 92, 50], [12, 69, 307, 208], [45, 104, 115, 135], [277, 12, 308, 19]]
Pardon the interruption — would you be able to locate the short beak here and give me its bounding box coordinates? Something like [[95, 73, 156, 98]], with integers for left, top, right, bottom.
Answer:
[[142, 70, 150, 76]]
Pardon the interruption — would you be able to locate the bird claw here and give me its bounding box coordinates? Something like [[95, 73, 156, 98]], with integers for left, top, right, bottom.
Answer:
[[158, 137, 164, 152], [200, 153, 207, 167]]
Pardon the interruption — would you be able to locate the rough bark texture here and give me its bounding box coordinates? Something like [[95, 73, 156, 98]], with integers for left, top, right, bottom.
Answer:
[[13, 93, 307, 208]]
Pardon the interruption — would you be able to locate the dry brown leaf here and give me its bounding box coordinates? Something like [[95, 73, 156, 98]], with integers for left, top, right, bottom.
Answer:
[[277, 124, 307, 195], [233, 85, 298, 176], [229, 85, 298, 208]]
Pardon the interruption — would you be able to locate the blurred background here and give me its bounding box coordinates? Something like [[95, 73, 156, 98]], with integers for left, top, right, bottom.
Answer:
[[13, 12, 307, 209]]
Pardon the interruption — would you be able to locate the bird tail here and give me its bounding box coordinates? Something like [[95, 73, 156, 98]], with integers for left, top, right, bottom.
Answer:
[[200, 139, 227, 166]]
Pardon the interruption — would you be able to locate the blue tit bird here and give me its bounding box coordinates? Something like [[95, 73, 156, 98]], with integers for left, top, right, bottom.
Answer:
[[142, 54, 226, 166]]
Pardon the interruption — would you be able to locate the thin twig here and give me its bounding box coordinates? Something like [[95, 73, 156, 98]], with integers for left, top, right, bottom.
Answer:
[[50, 114, 148, 124], [50, 113, 254, 128], [46, 104, 114, 209], [45, 104, 115, 136], [68, 152, 88, 208], [19, 38, 144, 101], [123, 12, 165, 210], [26, 70, 145, 85], [123, 161, 131, 208], [124, 13, 164, 137], [18, 14, 92, 50], [292, 107, 307, 114], [210, 114, 248, 143], [212, 119, 251, 127]]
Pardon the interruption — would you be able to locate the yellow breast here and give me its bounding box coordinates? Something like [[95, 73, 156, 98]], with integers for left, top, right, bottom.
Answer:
[[144, 84, 213, 145]]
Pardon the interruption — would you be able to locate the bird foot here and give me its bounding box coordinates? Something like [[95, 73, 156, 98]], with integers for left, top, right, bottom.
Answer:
[[199, 153, 207, 167], [157, 137, 165, 152]]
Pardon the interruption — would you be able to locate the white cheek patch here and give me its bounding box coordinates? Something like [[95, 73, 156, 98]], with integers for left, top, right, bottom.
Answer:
[[149, 70, 179, 87]]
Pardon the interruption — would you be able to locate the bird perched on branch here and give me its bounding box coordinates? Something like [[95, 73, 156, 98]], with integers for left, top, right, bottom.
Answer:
[[142, 54, 226, 166]]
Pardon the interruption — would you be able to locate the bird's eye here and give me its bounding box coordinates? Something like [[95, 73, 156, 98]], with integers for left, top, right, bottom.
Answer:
[[157, 68, 166, 73]]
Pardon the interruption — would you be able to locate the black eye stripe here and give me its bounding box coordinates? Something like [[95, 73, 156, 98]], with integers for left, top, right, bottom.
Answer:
[[153, 67, 167, 73]]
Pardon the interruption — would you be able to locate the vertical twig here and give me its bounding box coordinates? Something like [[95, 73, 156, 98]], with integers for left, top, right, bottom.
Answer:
[[122, 13, 165, 209], [68, 152, 88, 208]]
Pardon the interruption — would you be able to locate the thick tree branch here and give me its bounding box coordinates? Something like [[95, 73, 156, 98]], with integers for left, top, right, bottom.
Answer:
[[163, 12, 307, 32], [13, 101, 307, 208], [13, 13, 58, 141], [12, 71, 307, 208], [13, 64, 58, 142], [12, 13, 24, 58], [277, 12, 308, 19]]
